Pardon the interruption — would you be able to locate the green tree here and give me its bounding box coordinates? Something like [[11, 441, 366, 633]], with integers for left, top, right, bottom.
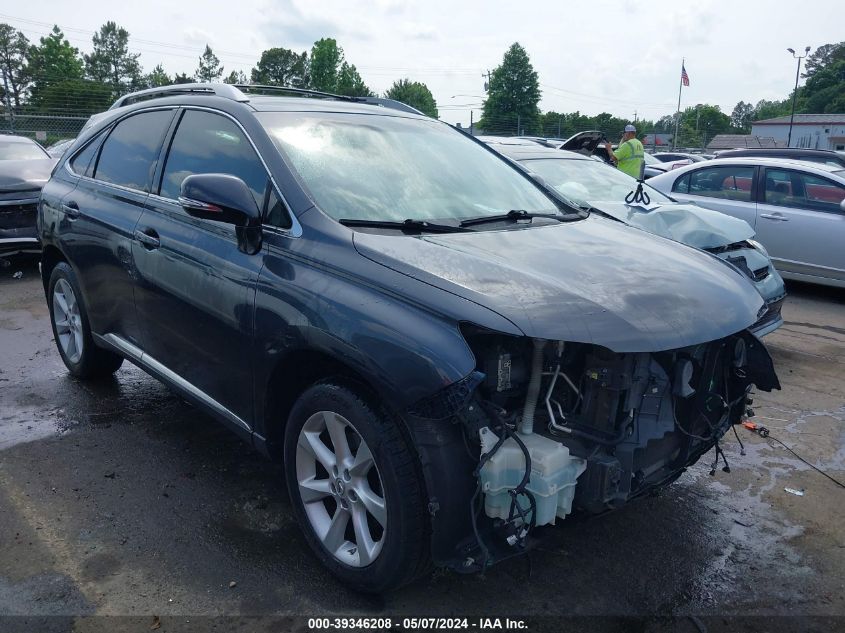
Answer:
[[173, 72, 193, 84], [752, 98, 790, 121], [223, 69, 248, 84], [802, 43, 845, 79], [251, 47, 308, 86], [195, 44, 223, 82], [145, 64, 171, 88], [84, 21, 143, 96], [26, 26, 85, 109], [730, 101, 754, 132], [385, 78, 437, 117], [35, 78, 112, 114], [309, 38, 343, 92], [0, 24, 30, 107], [335, 61, 372, 97], [480, 43, 541, 135], [799, 42, 845, 113]]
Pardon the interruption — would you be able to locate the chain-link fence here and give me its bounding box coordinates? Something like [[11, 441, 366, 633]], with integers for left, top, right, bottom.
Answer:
[[1, 111, 89, 145]]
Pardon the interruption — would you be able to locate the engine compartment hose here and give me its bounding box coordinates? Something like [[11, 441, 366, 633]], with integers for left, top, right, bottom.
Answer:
[[520, 339, 547, 435]]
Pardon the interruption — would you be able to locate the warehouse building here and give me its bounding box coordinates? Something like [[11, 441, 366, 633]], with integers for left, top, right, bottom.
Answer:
[[751, 114, 845, 150]]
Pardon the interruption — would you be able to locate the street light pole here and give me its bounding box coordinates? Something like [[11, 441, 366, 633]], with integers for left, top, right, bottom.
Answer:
[[787, 46, 811, 148]]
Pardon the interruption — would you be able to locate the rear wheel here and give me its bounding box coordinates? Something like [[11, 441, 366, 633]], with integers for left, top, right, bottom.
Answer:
[[48, 262, 123, 379], [284, 381, 429, 592]]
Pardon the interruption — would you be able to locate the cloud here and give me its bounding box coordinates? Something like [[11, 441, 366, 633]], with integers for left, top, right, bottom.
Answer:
[[258, 0, 371, 49]]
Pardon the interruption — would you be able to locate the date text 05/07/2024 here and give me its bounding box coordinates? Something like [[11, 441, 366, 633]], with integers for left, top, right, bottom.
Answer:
[[307, 617, 529, 630]]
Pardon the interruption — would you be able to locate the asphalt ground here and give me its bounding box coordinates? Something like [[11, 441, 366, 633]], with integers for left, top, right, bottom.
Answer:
[[1, 257, 843, 631]]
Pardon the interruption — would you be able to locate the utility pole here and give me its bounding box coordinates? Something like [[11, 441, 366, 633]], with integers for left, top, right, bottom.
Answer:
[[470, 110, 474, 136], [1, 68, 14, 134], [517, 113, 521, 136], [787, 46, 811, 147], [482, 70, 492, 93], [557, 115, 561, 138]]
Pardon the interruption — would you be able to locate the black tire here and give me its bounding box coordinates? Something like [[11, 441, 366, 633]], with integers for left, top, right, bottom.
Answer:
[[47, 262, 124, 379], [284, 380, 430, 592]]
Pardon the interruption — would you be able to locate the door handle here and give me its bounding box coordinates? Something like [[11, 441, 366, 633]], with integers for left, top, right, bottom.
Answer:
[[759, 213, 789, 222], [62, 201, 80, 220], [134, 228, 161, 249]]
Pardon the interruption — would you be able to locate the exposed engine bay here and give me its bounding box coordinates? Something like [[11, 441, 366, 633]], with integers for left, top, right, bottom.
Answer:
[[444, 326, 781, 569]]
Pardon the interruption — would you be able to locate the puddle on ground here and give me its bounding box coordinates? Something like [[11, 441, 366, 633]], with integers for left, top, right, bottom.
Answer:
[[0, 404, 77, 451]]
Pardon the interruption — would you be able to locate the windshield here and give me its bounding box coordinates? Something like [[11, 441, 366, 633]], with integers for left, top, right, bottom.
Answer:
[[642, 152, 660, 165], [522, 157, 673, 206], [258, 112, 562, 223], [0, 139, 49, 160]]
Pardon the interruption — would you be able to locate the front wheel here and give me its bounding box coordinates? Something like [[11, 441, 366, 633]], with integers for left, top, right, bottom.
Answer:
[[48, 262, 123, 379], [284, 381, 430, 592]]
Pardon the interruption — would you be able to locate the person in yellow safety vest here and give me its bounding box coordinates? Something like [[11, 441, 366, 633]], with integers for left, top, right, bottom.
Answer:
[[605, 124, 645, 179]]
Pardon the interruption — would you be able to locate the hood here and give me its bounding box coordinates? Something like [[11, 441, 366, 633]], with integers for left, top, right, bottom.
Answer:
[[590, 201, 755, 250], [0, 158, 56, 193], [352, 217, 764, 353], [562, 130, 605, 155]]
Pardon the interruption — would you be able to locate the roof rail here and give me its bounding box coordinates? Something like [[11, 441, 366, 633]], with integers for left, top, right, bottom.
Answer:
[[234, 84, 358, 101], [235, 85, 425, 115], [108, 82, 427, 117], [109, 83, 249, 110]]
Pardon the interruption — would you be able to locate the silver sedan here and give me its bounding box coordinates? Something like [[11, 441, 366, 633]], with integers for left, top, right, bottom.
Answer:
[[648, 158, 845, 288]]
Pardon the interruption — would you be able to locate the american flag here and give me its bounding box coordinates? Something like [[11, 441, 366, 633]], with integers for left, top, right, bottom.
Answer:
[[681, 64, 690, 87]]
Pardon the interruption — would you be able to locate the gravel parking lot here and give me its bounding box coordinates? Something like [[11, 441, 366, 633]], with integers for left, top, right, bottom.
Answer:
[[1, 257, 843, 628]]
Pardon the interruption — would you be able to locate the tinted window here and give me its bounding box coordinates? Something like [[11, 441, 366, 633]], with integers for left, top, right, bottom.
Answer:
[[265, 187, 291, 228], [688, 166, 754, 202], [257, 112, 559, 223], [672, 173, 690, 193], [159, 110, 268, 207], [764, 168, 845, 213], [94, 110, 173, 191], [69, 132, 105, 177]]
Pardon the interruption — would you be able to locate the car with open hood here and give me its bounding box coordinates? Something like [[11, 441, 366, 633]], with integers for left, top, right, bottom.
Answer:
[[0, 135, 56, 257], [39, 83, 780, 592], [488, 142, 786, 336]]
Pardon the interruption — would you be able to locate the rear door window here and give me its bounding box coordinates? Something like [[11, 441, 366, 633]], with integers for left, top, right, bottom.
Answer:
[[159, 110, 269, 209], [69, 131, 106, 178], [687, 166, 755, 201], [764, 168, 845, 213], [93, 110, 175, 192]]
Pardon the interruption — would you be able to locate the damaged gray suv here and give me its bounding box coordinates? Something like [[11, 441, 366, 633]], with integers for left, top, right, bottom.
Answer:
[[38, 84, 780, 592]]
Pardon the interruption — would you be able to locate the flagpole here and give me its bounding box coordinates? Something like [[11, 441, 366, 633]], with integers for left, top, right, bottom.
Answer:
[[673, 58, 684, 150]]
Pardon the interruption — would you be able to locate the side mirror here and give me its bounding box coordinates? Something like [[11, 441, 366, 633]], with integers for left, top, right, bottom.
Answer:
[[840, 198, 845, 213], [179, 174, 261, 227]]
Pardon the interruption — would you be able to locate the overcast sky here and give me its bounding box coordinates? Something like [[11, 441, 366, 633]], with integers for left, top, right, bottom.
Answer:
[[5, 0, 844, 125]]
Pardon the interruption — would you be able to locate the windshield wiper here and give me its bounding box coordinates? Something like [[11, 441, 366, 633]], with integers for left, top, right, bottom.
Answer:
[[459, 209, 569, 228], [339, 218, 474, 233]]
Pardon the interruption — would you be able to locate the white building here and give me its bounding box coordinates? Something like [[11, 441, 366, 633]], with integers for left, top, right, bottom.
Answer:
[[751, 114, 845, 151]]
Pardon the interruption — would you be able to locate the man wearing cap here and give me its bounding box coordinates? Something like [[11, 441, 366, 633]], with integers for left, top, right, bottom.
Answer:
[[605, 124, 645, 179]]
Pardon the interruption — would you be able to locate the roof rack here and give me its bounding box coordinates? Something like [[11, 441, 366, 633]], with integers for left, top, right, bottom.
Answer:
[[109, 82, 426, 116], [109, 83, 249, 110], [235, 85, 425, 115]]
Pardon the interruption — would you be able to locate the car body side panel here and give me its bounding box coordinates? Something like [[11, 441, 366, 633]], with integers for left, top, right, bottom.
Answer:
[[755, 199, 845, 282], [54, 175, 148, 347], [251, 219, 523, 437]]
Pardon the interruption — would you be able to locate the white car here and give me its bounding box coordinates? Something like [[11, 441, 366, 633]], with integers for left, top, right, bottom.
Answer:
[[648, 158, 845, 288]]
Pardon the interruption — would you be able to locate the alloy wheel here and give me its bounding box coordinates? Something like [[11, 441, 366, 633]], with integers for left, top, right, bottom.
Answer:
[[296, 410, 387, 567], [53, 278, 83, 364]]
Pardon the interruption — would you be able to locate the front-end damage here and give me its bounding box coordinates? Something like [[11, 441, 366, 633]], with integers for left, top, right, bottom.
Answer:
[[406, 325, 780, 572]]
